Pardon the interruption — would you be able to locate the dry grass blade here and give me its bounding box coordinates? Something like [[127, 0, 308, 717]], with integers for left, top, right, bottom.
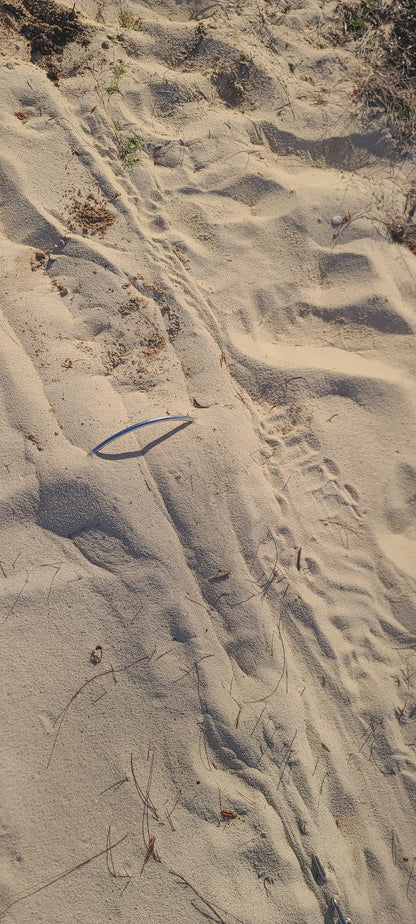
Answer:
[[142, 750, 155, 851], [131, 749, 159, 876], [130, 753, 159, 821]]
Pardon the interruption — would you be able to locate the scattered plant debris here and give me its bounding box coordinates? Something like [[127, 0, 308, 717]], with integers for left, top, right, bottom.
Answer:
[[387, 182, 416, 255], [388, 218, 416, 253]]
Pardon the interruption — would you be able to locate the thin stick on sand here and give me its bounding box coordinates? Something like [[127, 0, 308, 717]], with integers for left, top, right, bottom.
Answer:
[[0, 834, 127, 920], [169, 870, 228, 924], [47, 654, 151, 768]]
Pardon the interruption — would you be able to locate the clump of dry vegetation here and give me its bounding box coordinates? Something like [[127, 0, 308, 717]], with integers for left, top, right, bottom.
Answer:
[[118, 2, 142, 31], [338, 0, 416, 142], [65, 190, 116, 237], [388, 183, 416, 253]]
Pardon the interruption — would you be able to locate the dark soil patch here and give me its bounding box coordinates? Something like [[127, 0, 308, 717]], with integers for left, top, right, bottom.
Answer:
[[1, 0, 88, 82]]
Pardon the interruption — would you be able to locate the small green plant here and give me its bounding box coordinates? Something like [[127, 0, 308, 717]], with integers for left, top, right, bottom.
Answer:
[[106, 81, 120, 95], [344, 0, 379, 31], [118, 4, 142, 30], [112, 63, 125, 77], [397, 103, 411, 120], [119, 136, 143, 166]]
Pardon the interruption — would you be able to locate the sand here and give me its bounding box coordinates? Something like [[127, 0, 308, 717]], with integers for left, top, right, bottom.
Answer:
[[0, 1, 415, 922]]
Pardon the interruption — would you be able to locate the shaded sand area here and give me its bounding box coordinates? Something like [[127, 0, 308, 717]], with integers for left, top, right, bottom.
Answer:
[[1, 2, 416, 922]]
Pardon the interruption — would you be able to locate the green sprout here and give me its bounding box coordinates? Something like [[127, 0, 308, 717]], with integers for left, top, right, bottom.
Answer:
[[397, 104, 411, 120], [119, 136, 144, 166]]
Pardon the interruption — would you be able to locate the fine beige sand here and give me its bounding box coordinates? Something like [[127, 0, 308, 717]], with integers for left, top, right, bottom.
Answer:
[[1, 2, 416, 922]]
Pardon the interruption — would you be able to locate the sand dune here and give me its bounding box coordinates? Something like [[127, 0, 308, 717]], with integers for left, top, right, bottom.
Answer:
[[1, 2, 415, 922]]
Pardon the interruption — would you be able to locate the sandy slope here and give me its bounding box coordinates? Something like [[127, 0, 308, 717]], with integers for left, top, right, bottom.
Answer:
[[0, 2, 416, 922]]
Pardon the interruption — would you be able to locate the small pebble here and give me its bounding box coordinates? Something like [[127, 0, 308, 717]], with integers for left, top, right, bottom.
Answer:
[[331, 215, 343, 227]]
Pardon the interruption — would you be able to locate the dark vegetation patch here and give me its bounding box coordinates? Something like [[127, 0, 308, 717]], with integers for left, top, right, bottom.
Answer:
[[340, 0, 416, 75], [0, 0, 88, 82], [337, 0, 416, 143]]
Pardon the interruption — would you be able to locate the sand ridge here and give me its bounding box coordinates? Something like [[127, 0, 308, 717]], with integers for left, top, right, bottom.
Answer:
[[0, 1, 415, 922]]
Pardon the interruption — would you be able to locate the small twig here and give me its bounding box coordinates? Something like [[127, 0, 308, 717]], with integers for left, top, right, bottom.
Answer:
[[406, 857, 416, 899], [230, 531, 286, 607], [169, 870, 228, 924], [198, 723, 212, 772], [319, 771, 328, 796], [106, 825, 117, 878], [94, 79, 121, 143], [1, 571, 29, 630], [277, 730, 297, 790], [172, 654, 213, 684], [142, 750, 155, 851], [165, 791, 181, 832], [247, 585, 289, 737], [319, 518, 360, 535], [228, 677, 243, 728], [100, 776, 129, 796], [45, 562, 63, 601], [391, 829, 397, 866], [0, 835, 127, 920]]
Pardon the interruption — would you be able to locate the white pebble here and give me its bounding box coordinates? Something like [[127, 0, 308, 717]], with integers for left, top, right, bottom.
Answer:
[[331, 215, 343, 227]]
